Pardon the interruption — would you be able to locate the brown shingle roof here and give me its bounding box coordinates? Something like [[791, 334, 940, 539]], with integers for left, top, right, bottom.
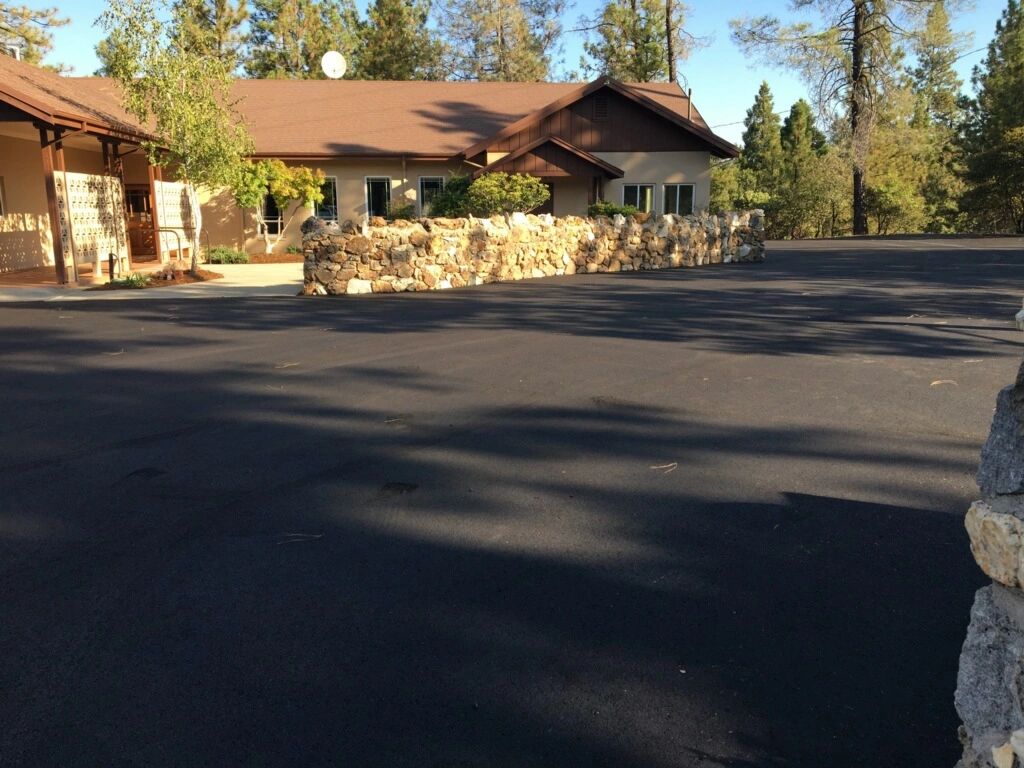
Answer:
[[0, 54, 151, 139], [0, 55, 732, 158]]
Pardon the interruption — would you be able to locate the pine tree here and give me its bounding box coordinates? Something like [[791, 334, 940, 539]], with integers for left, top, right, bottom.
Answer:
[[781, 98, 826, 180], [740, 82, 784, 191], [0, 3, 67, 66], [731, 1, 956, 235], [439, 0, 563, 81], [962, 0, 1024, 232], [171, 0, 250, 73], [582, 0, 694, 82], [910, 1, 962, 127], [353, 0, 445, 79], [244, 0, 361, 79]]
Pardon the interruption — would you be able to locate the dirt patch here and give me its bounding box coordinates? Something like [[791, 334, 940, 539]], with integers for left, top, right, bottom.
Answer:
[[87, 269, 224, 291], [250, 253, 303, 264]]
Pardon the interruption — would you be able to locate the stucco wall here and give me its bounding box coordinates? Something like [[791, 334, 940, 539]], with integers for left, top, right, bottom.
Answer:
[[596, 151, 712, 213]]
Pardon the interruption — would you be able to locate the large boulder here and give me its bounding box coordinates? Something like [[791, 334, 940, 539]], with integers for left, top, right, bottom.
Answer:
[[978, 361, 1024, 496]]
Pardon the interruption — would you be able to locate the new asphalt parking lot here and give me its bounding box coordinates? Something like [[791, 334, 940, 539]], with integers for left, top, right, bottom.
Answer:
[[1, 237, 1022, 767]]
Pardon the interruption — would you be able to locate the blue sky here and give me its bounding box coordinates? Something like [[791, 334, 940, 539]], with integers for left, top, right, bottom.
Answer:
[[47, 0, 1006, 143]]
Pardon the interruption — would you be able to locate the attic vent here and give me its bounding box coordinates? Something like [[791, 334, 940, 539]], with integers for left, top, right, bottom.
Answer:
[[593, 94, 609, 121]]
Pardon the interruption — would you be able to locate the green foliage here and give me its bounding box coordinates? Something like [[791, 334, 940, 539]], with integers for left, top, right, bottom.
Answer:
[[109, 272, 153, 288], [463, 173, 550, 216], [962, 0, 1024, 233], [587, 200, 640, 218], [231, 159, 325, 243], [426, 174, 472, 216], [171, 0, 250, 73], [0, 2, 68, 67], [388, 200, 417, 220], [910, 1, 963, 128], [352, 0, 446, 79], [581, 0, 696, 82], [440, 0, 562, 80], [207, 246, 250, 263], [245, 0, 361, 78], [740, 82, 784, 192]]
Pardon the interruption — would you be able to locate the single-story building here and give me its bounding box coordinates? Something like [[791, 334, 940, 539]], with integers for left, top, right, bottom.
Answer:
[[0, 52, 738, 281]]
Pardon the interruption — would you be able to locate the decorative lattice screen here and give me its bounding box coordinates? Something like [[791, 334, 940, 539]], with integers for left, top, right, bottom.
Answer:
[[54, 171, 130, 279], [153, 180, 202, 259]]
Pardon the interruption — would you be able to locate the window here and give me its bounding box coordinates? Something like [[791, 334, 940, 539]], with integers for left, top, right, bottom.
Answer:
[[365, 177, 392, 218], [593, 94, 609, 121], [663, 184, 695, 215], [316, 176, 338, 222], [622, 183, 654, 213], [418, 176, 445, 215], [261, 193, 282, 235]]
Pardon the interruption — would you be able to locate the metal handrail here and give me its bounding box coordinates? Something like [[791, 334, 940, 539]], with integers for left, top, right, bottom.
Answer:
[[154, 227, 183, 262]]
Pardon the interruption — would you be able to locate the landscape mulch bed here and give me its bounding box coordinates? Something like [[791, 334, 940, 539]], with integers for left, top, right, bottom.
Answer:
[[87, 269, 224, 290], [249, 253, 303, 264]]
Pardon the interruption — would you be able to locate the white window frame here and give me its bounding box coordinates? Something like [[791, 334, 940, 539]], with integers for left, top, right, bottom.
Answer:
[[622, 183, 655, 213], [662, 183, 695, 215], [364, 176, 392, 218], [417, 176, 445, 216], [316, 176, 338, 223], [260, 193, 282, 235]]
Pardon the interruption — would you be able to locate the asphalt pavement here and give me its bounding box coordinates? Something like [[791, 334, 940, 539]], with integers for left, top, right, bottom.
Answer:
[[1, 236, 1022, 767]]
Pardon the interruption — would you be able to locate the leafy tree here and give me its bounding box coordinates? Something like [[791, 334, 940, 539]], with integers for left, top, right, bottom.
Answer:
[[99, 0, 253, 273], [962, 0, 1024, 232], [171, 0, 250, 73], [245, 0, 360, 79], [352, 0, 445, 79], [740, 82, 784, 192], [0, 3, 67, 67], [731, 1, 953, 235], [582, 0, 698, 82], [464, 172, 550, 215], [440, 0, 562, 81], [231, 159, 325, 251]]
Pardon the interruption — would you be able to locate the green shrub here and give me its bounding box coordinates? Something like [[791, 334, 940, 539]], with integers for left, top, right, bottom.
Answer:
[[109, 272, 151, 289], [285, 245, 302, 254], [207, 246, 250, 264], [587, 200, 640, 218], [464, 172, 550, 216], [388, 200, 417, 220], [428, 174, 472, 217]]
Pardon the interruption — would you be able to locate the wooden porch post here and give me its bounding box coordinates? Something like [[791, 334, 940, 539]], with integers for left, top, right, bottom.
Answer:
[[38, 126, 68, 285], [148, 162, 163, 263]]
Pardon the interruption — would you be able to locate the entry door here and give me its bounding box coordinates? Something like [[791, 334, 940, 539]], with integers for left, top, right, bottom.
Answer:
[[534, 181, 555, 215], [125, 185, 155, 256], [366, 177, 392, 218]]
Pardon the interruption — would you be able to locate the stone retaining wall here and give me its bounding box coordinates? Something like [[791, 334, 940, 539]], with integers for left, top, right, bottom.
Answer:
[[301, 210, 765, 296], [957, 359, 1024, 767]]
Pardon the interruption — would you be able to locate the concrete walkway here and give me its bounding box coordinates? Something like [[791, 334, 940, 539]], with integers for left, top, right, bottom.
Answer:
[[0, 263, 303, 302]]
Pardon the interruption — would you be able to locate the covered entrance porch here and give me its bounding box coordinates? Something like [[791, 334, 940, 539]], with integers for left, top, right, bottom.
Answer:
[[472, 136, 624, 217]]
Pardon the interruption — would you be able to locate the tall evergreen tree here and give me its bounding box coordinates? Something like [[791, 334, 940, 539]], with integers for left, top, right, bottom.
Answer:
[[440, 0, 560, 81], [909, 1, 962, 127], [245, 0, 360, 79], [581, 0, 694, 82], [0, 3, 67, 66], [962, 0, 1024, 232], [171, 0, 250, 73], [352, 0, 445, 79], [781, 98, 826, 178], [741, 82, 784, 191], [731, 1, 953, 235]]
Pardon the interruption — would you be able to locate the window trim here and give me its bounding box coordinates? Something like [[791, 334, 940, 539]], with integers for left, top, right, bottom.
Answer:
[[364, 176, 392, 219], [662, 183, 696, 215], [622, 183, 655, 214], [417, 176, 445, 216], [261, 193, 282, 235], [316, 175, 339, 222]]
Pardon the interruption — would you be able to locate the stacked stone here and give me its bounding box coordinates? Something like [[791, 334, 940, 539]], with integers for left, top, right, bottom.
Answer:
[[301, 210, 766, 296], [957, 359, 1024, 768]]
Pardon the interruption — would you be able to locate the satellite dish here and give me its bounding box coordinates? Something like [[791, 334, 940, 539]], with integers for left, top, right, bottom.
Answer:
[[321, 51, 347, 79]]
